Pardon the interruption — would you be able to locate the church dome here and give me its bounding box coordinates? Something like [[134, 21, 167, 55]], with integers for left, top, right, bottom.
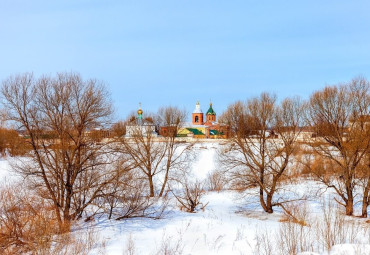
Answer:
[[137, 103, 143, 116], [206, 103, 216, 115]]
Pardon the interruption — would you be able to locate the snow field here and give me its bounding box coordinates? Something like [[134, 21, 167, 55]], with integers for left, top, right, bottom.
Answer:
[[0, 142, 369, 254]]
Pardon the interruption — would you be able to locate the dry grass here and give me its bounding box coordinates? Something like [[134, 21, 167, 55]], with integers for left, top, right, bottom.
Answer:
[[0, 183, 106, 255], [254, 199, 369, 255], [0, 183, 59, 254]]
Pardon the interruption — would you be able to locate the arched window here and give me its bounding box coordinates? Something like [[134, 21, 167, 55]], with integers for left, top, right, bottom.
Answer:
[[195, 116, 199, 123]]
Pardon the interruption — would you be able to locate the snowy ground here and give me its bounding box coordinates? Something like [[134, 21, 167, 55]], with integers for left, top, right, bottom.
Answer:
[[0, 157, 20, 184], [96, 191, 369, 255], [0, 142, 369, 255], [97, 191, 275, 254]]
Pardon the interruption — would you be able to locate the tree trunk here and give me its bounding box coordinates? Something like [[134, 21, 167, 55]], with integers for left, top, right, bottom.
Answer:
[[259, 190, 273, 213], [108, 204, 113, 220], [149, 175, 155, 197], [159, 161, 170, 197], [54, 203, 64, 233], [64, 181, 73, 223], [259, 187, 266, 210], [361, 180, 369, 218], [259, 187, 273, 213], [345, 193, 354, 216], [361, 195, 368, 218], [265, 193, 274, 213]]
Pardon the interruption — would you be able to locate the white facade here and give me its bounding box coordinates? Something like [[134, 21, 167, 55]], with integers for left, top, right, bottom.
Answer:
[[126, 124, 157, 137]]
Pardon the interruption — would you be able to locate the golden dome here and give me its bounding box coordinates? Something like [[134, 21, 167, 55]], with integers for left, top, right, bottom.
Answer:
[[137, 102, 143, 115]]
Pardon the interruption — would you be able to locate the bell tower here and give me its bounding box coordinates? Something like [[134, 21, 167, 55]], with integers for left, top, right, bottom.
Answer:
[[192, 101, 204, 125]]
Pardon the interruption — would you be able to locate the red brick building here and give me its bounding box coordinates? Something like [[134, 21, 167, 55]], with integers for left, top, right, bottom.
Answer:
[[177, 102, 230, 139]]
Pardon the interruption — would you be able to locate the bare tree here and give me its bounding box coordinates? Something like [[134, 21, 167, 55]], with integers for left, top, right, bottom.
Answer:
[[120, 113, 166, 197], [219, 93, 303, 213], [218, 100, 245, 138], [111, 120, 126, 137], [157, 106, 194, 197], [120, 106, 194, 198], [1, 72, 116, 230], [305, 78, 370, 216]]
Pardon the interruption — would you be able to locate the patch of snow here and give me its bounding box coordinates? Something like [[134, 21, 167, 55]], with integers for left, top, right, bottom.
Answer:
[[191, 143, 218, 180], [0, 157, 20, 185], [328, 243, 370, 255]]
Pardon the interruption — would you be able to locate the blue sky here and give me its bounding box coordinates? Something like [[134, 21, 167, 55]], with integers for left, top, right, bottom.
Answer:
[[1, 1, 370, 121]]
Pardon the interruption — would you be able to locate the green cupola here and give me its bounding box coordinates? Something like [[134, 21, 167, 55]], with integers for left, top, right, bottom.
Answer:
[[205, 102, 216, 123], [206, 103, 216, 115]]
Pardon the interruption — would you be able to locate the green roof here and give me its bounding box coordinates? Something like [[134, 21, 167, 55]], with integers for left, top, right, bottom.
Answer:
[[210, 129, 224, 135], [206, 104, 216, 115], [186, 128, 204, 135]]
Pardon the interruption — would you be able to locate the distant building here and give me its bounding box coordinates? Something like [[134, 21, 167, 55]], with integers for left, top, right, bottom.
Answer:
[[178, 101, 230, 139], [159, 125, 178, 137], [126, 104, 157, 137]]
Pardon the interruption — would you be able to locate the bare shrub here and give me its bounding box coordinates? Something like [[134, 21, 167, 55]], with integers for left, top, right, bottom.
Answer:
[[315, 200, 346, 251], [100, 164, 165, 220], [122, 234, 136, 255], [0, 183, 59, 254], [40, 225, 105, 255], [254, 224, 314, 255], [206, 169, 227, 192], [254, 199, 368, 255], [0, 182, 107, 255], [171, 179, 208, 213], [278, 208, 315, 255], [254, 228, 274, 255], [123, 231, 186, 255], [280, 201, 310, 226], [152, 232, 184, 255], [314, 199, 364, 252]]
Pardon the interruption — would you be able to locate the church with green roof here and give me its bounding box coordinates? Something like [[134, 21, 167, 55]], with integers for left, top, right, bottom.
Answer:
[[176, 101, 230, 139]]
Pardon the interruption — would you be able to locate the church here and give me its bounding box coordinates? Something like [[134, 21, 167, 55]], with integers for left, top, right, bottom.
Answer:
[[125, 104, 157, 137], [177, 101, 230, 139]]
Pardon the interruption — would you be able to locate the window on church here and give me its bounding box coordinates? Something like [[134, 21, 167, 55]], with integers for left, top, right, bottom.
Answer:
[[195, 116, 199, 123]]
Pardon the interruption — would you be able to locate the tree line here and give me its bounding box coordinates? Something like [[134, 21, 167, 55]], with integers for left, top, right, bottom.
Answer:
[[218, 78, 369, 218]]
